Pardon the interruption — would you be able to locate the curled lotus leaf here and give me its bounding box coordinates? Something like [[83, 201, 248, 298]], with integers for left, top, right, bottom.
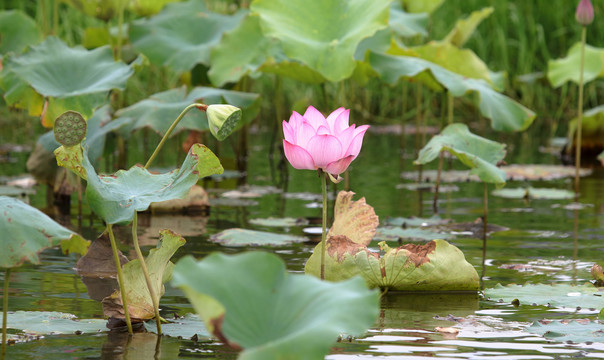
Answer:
[[328, 191, 379, 246], [102, 229, 186, 320], [172, 251, 379, 359], [305, 237, 479, 291], [442, 7, 494, 47], [547, 42, 604, 88], [0, 196, 90, 268]]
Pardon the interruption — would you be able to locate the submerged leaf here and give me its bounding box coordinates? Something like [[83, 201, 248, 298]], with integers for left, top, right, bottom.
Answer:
[[305, 237, 479, 291], [0, 196, 90, 268], [415, 123, 506, 187], [328, 191, 379, 246], [172, 252, 379, 359], [102, 230, 186, 320], [209, 228, 307, 247]]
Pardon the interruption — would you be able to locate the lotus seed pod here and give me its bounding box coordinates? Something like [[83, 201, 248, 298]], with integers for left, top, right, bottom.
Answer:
[[206, 104, 242, 141], [54, 111, 87, 147]]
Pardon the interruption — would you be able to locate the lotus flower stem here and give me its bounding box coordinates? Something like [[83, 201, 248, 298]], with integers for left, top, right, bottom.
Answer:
[[107, 224, 133, 335], [433, 151, 444, 215], [131, 212, 162, 334], [145, 103, 204, 169], [1, 268, 9, 359], [480, 182, 488, 289], [415, 83, 423, 183], [116, 0, 126, 61], [52, 0, 59, 36], [574, 26, 587, 200], [320, 170, 328, 280]]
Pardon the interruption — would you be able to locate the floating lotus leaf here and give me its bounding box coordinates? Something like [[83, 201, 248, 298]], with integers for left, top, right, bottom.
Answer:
[[503, 164, 592, 181], [172, 252, 379, 359], [403, 0, 444, 14], [0, 37, 135, 124], [248, 217, 309, 227], [547, 42, 604, 88], [305, 238, 479, 291], [0, 196, 90, 268], [528, 320, 604, 344], [0, 311, 106, 335], [251, 0, 390, 82], [328, 191, 379, 246], [415, 123, 506, 187], [145, 313, 211, 339], [389, 3, 428, 38], [102, 229, 185, 320], [374, 227, 454, 242], [492, 187, 575, 200], [484, 283, 603, 309], [209, 228, 308, 247], [129, 0, 246, 72], [383, 215, 450, 227], [0, 10, 42, 54], [115, 86, 260, 138], [369, 52, 536, 132], [442, 7, 494, 47]]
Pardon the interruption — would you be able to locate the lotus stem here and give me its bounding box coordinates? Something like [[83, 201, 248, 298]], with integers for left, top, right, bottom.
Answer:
[[52, 0, 58, 36], [131, 212, 162, 334], [415, 83, 423, 183], [480, 182, 488, 289], [116, 0, 126, 61], [145, 103, 206, 169], [2, 268, 10, 359], [320, 170, 328, 280], [107, 224, 133, 335], [433, 151, 444, 215], [574, 26, 587, 201]]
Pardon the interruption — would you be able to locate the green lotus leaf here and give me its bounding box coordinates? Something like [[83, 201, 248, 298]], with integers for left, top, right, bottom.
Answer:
[[251, 0, 390, 82], [248, 217, 309, 227], [414, 123, 506, 187], [599, 150, 604, 165], [369, 51, 536, 132], [0, 10, 43, 54], [442, 7, 494, 47], [528, 320, 604, 344], [130, 0, 246, 72], [0, 36, 135, 123], [0, 311, 106, 335], [0, 61, 44, 115], [403, 0, 444, 14], [374, 227, 454, 242], [305, 237, 479, 291], [75, 143, 222, 224], [328, 191, 379, 246], [115, 86, 260, 138], [209, 228, 308, 247], [492, 187, 575, 200], [0, 196, 90, 268], [484, 283, 603, 310], [259, 57, 327, 84], [145, 313, 211, 339], [172, 252, 379, 359], [567, 104, 604, 152], [102, 229, 185, 320], [62, 0, 122, 21], [547, 42, 604, 88], [389, 2, 428, 38]]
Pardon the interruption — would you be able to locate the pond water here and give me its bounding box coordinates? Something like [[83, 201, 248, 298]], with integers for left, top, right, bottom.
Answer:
[[2, 126, 604, 359]]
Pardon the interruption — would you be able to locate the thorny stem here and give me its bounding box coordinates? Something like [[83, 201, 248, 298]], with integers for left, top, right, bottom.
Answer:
[[132, 212, 162, 335], [107, 224, 133, 335], [144, 103, 207, 170], [320, 170, 328, 280], [2, 268, 10, 359], [574, 26, 587, 201]]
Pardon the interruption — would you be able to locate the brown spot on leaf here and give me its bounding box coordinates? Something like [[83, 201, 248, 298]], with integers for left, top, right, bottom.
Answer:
[[327, 235, 377, 263], [210, 314, 242, 351], [399, 241, 436, 267]]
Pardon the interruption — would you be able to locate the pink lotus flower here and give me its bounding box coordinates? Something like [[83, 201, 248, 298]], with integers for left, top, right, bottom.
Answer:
[[576, 0, 594, 26], [283, 106, 369, 179]]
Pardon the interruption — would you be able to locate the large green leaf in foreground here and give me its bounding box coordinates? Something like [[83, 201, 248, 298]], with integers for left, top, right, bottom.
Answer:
[[251, 0, 390, 82], [172, 252, 379, 359], [0, 196, 90, 268], [415, 123, 507, 187], [55, 143, 223, 224], [369, 52, 536, 131], [0, 36, 135, 124], [115, 86, 260, 137], [103, 230, 185, 320], [547, 42, 604, 88], [305, 238, 479, 291], [130, 0, 246, 72]]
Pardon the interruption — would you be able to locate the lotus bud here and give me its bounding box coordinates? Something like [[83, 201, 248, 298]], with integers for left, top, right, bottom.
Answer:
[[576, 0, 594, 26], [205, 104, 242, 141], [54, 111, 87, 147]]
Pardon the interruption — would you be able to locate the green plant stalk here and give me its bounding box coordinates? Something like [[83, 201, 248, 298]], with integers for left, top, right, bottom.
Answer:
[[1, 268, 9, 359], [116, 0, 126, 61], [52, 0, 58, 35], [320, 170, 328, 280], [574, 26, 587, 200], [107, 224, 133, 335], [145, 103, 206, 169], [482, 182, 488, 263], [433, 151, 444, 215], [131, 212, 162, 334]]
